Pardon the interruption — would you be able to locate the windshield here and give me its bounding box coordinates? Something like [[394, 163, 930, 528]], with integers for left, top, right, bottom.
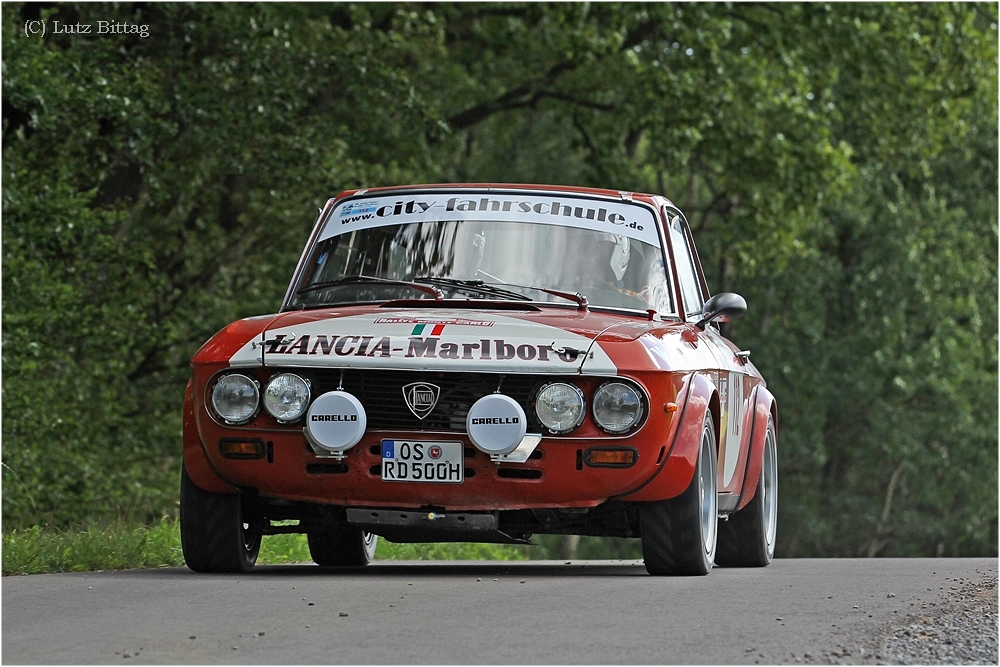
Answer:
[[288, 192, 673, 314]]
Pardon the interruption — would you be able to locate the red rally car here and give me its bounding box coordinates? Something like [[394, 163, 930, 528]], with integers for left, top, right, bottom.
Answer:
[[181, 184, 778, 576]]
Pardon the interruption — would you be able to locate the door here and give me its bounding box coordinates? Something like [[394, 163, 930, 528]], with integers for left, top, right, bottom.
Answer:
[[663, 207, 751, 493]]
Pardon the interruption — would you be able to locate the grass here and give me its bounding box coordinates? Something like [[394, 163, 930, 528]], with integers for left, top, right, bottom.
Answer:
[[2, 521, 186, 575], [2, 520, 526, 576]]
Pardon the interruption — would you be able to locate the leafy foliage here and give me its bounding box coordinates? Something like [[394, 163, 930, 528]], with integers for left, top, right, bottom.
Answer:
[[3, 3, 995, 558]]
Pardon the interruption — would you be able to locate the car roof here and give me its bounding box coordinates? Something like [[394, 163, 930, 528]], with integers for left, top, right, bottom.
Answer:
[[331, 183, 673, 209]]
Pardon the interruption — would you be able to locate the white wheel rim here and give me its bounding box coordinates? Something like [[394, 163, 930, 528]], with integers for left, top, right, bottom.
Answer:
[[699, 427, 718, 557], [240, 496, 259, 554], [362, 531, 378, 558], [762, 427, 778, 556]]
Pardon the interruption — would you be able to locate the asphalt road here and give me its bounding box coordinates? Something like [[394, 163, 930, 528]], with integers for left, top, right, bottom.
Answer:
[[3, 558, 996, 664]]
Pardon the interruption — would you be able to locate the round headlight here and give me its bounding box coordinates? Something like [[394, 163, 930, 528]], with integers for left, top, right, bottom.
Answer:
[[592, 382, 643, 434], [263, 373, 311, 422], [211, 373, 259, 424], [534, 382, 586, 434]]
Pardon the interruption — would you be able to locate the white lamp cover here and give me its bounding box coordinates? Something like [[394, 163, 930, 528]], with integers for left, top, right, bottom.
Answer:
[[466, 394, 527, 455], [304, 390, 367, 452]]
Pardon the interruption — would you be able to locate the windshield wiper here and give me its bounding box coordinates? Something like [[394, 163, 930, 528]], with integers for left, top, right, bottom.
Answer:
[[294, 276, 586, 310], [296, 276, 443, 300], [481, 282, 589, 311], [412, 277, 531, 301]]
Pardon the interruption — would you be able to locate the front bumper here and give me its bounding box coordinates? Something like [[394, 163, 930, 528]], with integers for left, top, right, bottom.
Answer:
[[196, 425, 662, 511]]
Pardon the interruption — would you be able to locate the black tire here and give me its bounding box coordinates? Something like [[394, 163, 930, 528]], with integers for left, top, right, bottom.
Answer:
[[640, 412, 718, 575], [307, 527, 378, 566], [716, 417, 778, 567], [180, 465, 261, 573]]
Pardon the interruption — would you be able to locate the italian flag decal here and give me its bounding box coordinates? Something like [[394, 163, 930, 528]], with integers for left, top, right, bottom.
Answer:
[[411, 323, 446, 336]]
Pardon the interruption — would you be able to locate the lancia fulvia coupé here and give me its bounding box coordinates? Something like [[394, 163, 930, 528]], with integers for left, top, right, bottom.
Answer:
[[180, 184, 778, 575]]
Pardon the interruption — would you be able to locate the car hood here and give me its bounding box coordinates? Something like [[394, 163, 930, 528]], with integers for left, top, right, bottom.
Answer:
[[224, 305, 666, 375]]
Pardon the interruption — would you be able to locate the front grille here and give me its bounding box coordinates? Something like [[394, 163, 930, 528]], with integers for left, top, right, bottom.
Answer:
[[302, 369, 557, 432]]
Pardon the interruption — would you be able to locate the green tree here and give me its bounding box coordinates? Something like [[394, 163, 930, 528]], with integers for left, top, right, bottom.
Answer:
[[424, 2, 998, 556], [3, 2, 443, 526], [3, 3, 995, 558]]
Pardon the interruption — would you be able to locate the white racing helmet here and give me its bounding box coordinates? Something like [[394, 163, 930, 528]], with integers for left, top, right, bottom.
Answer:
[[596, 233, 631, 281]]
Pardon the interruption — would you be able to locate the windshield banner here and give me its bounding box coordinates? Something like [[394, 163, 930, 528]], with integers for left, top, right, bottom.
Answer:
[[320, 192, 661, 247]]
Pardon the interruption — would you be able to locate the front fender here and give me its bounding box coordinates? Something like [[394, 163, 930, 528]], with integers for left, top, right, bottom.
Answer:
[[616, 372, 716, 502], [735, 385, 777, 511], [182, 380, 239, 494]]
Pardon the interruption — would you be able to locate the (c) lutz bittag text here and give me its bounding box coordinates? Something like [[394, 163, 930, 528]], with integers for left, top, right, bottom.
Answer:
[[24, 19, 150, 38]]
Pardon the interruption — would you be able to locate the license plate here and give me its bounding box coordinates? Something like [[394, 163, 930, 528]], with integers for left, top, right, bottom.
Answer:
[[381, 440, 464, 483]]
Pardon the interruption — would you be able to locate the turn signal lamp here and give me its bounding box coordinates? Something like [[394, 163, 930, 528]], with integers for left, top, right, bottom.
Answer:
[[586, 448, 637, 466], [219, 438, 265, 459]]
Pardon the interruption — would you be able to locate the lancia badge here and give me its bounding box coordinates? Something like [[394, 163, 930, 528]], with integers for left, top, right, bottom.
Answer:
[[402, 382, 440, 420]]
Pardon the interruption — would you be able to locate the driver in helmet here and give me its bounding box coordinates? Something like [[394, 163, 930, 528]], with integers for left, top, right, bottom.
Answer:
[[574, 232, 631, 292], [573, 232, 670, 312]]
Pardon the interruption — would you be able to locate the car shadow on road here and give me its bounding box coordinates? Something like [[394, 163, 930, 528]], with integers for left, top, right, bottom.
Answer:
[[143, 560, 651, 578]]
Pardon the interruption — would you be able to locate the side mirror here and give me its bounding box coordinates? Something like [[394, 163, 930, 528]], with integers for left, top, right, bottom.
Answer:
[[695, 292, 747, 330]]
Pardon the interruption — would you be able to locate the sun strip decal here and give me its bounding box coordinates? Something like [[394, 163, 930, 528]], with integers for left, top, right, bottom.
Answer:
[[322, 192, 661, 248]]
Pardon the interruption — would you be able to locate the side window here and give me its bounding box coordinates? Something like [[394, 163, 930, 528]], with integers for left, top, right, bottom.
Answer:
[[666, 212, 704, 316]]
